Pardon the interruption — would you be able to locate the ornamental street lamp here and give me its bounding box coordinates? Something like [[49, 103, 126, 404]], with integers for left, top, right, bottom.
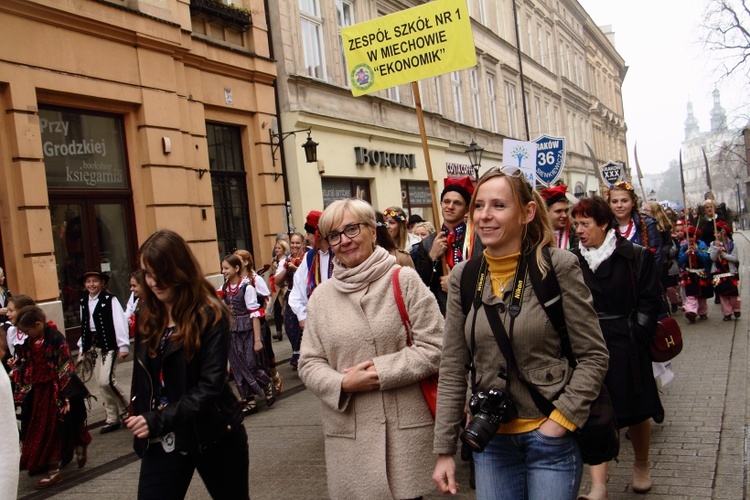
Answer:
[[465, 140, 484, 181]]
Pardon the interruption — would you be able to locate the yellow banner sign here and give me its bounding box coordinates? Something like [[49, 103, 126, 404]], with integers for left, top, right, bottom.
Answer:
[[342, 0, 476, 96]]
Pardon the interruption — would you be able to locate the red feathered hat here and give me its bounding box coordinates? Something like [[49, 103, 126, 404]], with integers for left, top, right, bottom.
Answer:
[[304, 210, 322, 235], [539, 185, 569, 207], [442, 176, 474, 205], [686, 226, 702, 237], [716, 220, 733, 236]]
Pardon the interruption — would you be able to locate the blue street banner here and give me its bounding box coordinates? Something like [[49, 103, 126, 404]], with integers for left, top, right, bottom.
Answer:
[[534, 135, 565, 186], [599, 161, 625, 185]]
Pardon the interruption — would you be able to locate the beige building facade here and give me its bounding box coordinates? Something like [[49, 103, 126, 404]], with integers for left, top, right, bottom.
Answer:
[[270, 0, 628, 227], [0, 0, 279, 339]]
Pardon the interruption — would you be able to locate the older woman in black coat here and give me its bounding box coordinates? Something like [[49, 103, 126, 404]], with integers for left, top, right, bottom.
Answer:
[[571, 197, 664, 500]]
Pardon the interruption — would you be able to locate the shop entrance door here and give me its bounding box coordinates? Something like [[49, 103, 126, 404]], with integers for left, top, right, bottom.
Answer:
[[49, 197, 136, 346]]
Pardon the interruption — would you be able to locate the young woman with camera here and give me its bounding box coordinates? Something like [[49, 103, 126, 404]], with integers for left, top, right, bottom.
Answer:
[[432, 168, 609, 499]]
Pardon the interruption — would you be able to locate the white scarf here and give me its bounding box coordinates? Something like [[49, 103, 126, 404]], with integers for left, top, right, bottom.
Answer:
[[579, 229, 617, 272], [331, 246, 396, 293]]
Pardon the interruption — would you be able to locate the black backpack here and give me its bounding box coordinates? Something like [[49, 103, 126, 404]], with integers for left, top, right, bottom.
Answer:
[[459, 246, 619, 466]]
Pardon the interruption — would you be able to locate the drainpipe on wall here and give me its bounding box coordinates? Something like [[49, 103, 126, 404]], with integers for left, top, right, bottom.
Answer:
[[264, 0, 294, 234]]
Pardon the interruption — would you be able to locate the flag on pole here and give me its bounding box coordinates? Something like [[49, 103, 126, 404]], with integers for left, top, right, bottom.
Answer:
[[702, 147, 712, 191]]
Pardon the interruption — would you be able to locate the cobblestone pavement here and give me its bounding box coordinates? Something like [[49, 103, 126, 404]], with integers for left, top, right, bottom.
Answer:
[[17, 232, 750, 499]]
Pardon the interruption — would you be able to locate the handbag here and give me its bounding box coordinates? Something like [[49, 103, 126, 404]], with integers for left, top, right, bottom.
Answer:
[[392, 267, 438, 418], [650, 316, 683, 362], [629, 251, 684, 363]]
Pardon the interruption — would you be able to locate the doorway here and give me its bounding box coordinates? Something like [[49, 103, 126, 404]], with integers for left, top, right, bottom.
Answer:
[[49, 196, 136, 346]]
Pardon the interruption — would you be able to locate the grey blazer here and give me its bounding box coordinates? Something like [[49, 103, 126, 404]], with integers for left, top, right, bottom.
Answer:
[[433, 247, 609, 455]]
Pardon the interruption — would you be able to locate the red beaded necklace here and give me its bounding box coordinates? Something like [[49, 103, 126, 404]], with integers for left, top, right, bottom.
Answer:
[[616, 218, 634, 238], [227, 278, 241, 297]]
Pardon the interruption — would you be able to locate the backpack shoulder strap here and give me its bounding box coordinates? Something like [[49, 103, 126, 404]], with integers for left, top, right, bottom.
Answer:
[[460, 256, 484, 317], [527, 247, 575, 367]]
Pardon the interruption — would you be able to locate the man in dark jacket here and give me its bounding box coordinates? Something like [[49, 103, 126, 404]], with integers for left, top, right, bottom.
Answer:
[[413, 177, 476, 315]]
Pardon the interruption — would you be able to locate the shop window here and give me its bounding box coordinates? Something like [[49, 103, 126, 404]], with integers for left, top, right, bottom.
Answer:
[[322, 178, 371, 207], [401, 181, 434, 226], [207, 123, 253, 260]]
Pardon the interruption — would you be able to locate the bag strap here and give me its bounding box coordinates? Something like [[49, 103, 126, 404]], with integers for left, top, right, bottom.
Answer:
[[392, 266, 413, 346], [527, 247, 574, 368], [460, 256, 484, 317]]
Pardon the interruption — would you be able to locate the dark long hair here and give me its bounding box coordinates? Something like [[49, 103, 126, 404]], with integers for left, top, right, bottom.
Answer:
[[138, 229, 227, 360]]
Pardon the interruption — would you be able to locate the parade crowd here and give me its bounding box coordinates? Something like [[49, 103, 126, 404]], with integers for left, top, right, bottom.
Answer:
[[0, 168, 741, 499]]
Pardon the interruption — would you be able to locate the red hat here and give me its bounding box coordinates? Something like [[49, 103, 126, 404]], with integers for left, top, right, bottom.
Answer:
[[716, 220, 733, 236], [304, 210, 322, 234], [686, 226, 702, 237], [539, 185, 568, 207], [442, 176, 474, 205]]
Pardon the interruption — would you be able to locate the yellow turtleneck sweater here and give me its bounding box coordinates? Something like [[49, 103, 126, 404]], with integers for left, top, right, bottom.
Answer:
[[484, 250, 577, 434]]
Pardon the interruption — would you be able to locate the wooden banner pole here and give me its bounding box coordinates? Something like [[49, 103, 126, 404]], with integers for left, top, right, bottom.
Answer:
[[412, 82, 449, 275]]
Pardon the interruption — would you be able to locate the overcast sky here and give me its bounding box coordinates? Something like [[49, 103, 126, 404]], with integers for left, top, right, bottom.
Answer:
[[578, 0, 749, 175]]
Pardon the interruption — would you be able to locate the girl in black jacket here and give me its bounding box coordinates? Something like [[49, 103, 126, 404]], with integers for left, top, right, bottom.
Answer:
[[126, 229, 248, 499]]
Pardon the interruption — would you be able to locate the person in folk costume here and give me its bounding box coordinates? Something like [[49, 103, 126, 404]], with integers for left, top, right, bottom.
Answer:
[[697, 199, 726, 248], [12, 306, 91, 489], [235, 248, 281, 396], [607, 181, 664, 269], [665, 220, 687, 312], [678, 226, 713, 323], [539, 184, 579, 250], [274, 232, 306, 378], [709, 221, 741, 321], [77, 270, 130, 435], [288, 211, 333, 370], [219, 254, 275, 415], [413, 176, 483, 316]]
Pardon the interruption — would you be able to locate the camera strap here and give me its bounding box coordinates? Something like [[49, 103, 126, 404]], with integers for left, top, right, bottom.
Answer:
[[468, 249, 528, 396]]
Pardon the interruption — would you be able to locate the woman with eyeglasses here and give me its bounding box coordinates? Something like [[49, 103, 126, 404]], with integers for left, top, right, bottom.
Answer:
[[433, 167, 608, 500], [298, 199, 443, 500], [607, 182, 663, 269], [571, 197, 664, 499]]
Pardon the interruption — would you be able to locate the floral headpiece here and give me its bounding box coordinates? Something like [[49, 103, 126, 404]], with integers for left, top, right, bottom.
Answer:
[[383, 209, 407, 223], [606, 181, 634, 199]]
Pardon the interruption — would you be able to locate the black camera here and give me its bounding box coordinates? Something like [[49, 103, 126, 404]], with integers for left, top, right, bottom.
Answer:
[[460, 389, 515, 453]]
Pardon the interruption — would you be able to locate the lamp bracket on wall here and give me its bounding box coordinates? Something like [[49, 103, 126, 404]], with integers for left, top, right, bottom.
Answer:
[[268, 127, 319, 167]]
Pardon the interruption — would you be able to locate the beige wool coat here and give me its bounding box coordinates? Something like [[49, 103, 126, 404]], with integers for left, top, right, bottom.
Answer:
[[299, 249, 443, 500]]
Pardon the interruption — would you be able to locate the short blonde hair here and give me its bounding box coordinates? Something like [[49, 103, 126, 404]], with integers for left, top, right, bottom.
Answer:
[[412, 221, 435, 234], [319, 199, 377, 238]]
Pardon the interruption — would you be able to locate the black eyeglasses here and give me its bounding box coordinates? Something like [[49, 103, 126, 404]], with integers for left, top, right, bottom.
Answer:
[[324, 222, 369, 246]]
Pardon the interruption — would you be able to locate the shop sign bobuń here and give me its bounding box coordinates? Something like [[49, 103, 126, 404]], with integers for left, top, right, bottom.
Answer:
[[354, 147, 416, 169]]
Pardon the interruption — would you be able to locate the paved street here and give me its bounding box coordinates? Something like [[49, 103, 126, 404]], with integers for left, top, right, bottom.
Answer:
[[17, 231, 750, 499]]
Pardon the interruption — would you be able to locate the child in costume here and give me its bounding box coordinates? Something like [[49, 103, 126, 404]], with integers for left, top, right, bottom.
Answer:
[[709, 221, 741, 321], [678, 226, 712, 323]]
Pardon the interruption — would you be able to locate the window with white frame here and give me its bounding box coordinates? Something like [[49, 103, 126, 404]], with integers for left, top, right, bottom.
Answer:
[[526, 15, 534, 58], [553, 106, 560, 135], [544, 100, 551, 133], [386, 85, 401, 103], [505, 81, 519, 138], [451, 71, 464, 123], [434, 76, 444, 115], [336, 0, 354, 87], [470, 68, 482, 128], [479, 0, 487, 24], [537, 23, 544, 66], [487, 74, 498, 133], [546, 29, 554, 72], [534, 97, 542, 136], [300, 0, 326, 80]]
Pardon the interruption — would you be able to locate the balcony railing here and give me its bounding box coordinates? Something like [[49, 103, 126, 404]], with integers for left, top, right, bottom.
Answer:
[[190, 0, 252, 31]]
